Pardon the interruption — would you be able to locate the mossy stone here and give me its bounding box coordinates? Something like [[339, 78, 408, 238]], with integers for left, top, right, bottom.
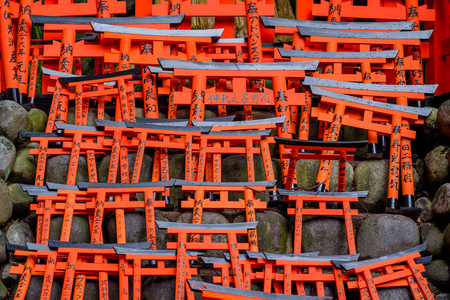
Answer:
[[10, 142, 38, 184], [28, 108, 48, 132], [49, 216, 90, 243], [98, 153, 153, 184], [66, 107, 111, 126], [8, 183, 32, 218], [437, 99, 450, 138], [0, 137, 15, 180], [45, 155, 89, 184], [6, 222, 35, 246], [0, 100, 32, 144], [424, 145, 450, 192], [420, 223, 444, 256], [0, 181, 13, 227]]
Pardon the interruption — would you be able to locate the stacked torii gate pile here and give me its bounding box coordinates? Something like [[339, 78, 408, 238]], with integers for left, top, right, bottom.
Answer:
[[0, 0, 442, 299]]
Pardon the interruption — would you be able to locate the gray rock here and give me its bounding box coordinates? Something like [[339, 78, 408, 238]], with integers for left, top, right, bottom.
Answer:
[[298, 216, 351, 255], [418, 107, 440, 154], [356, 214, 420, 259], [415, 197, 434, 223], [168, 153, 185, 208], [420, 223, 444, 256], [45, 155, 89, 184], [444, 223, 450, 255], [233, 210, 292, 254], [176, 211, 228, 257], [437, 99, 450, 138], [296, 160, 354, 192], [0, 100, 32, 144], [222, 155, 281, 202], [436, 294, 450, 300], [424, 146, 450, 192], [0, 181, 13, 227], [142, 275, 203, 300], [0, 137, 15, 180], [106, 211, 168, 249], [303, 283, 335, 299], [49, 216, 90, 243], [6, 222, 35, 246], [0, 238, 7, 265], [356, 160, 420, 212], [8, 183, 32, 218], [66, 107, 111, 126], [10, 142, 38, 184], [425, 260, 450, 288], [98, 153, 153, 184], [432, 183, 450, 222], [0, 263, 20, 286], [10, 277, 62, 300], [78, 278, 120, 300], [28, 108, 48, 132], [377, 287, 413, 300]]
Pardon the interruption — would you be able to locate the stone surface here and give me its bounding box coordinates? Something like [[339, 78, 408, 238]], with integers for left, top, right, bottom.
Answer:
[[66, 107, 111, 126], [0, 100, 32, 144], [8, 183, 32, 218], [176, 211, 229, 257], [299, 216, 351, 255], [49, 216, 90, 243], [425, 260, 450, 288], [10, 277, 62, 300], [98, 153, 153, 184], [77, 278, 120, 300], [0, 181, 13, 227], [415, 196, 434, 223], [432, 183, 450, 222], [28, 108, 48, 132], [356, 214, 420, 259], [0, 239, 7, 265], [10, 142, 38, 184], [377, 288, 413, 300], [418, 107, 440, 155], [142, 275, 203, 300], [436, 294, 450, 300], [168, 153, 185, 208], [222, 155, 281, 202], [420, 223, 444, 256], [0, 280, 7, 300], [424, 145, 450, 192], [106, 211, 168, 249], [296, 160, 355, 193], [437, 99, 450, 138], [0, 263, 19, 286], [233, 210, 292, 254], [444, 223, 450, 255], [6, 222, 35, 246], [0, 137, 15, 180], [45, 155, 89, 184]]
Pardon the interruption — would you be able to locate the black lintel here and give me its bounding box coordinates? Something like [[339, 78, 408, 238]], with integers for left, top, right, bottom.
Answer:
[[19, 131, 61, 138], [278, 49, 398, 59], [207, 129, 271, 136], [146, 66, 174, 74], [77, 179, 175, 190], [264, 252, 359, 263], [415, 256, 432, 265], [136, 115, 235, 123], [6, 243, 28, 252], [26, 243, 52, 251], [277, 189, 369, 198], [341, 243, 427, 271], [173, 179, 277, 188], [223, 253, 251, 261], [188, 280, 332, 300], [95, 119, 126, 128], [91, 22, 224, 38], [46, 182, 80, 191], [192, 116, 285, 127], [303, 76, 438, 94], [31, 34, 98, 45], [31, 14, 184, 25], [260, 16, 415, 31], [311, 86, 433, 117], [59, 67, 141, 84], [41, 67, 85, 78], [114, 247, 176, 255], [124, 120, 212, 133], [48, 239, 152, 250], [200, 256, 229, 264], [55, 122, 99, 132], [156, 220, 258, 230], [246, 250, 319, 260], [274, 137, 368, 148], [20, 184, 57, 197], [159, 58, 319, 72], [298, 26, 433, 40]]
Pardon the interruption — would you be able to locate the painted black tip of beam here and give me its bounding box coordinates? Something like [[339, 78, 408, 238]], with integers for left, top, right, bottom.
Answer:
[[46, 182, 80, 191], [58, 67, 141, 84], [156, 220, 258, 230], [274, 137, 368, 148], [48, 240, 152, 250], [6, 243, 28, 252]]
